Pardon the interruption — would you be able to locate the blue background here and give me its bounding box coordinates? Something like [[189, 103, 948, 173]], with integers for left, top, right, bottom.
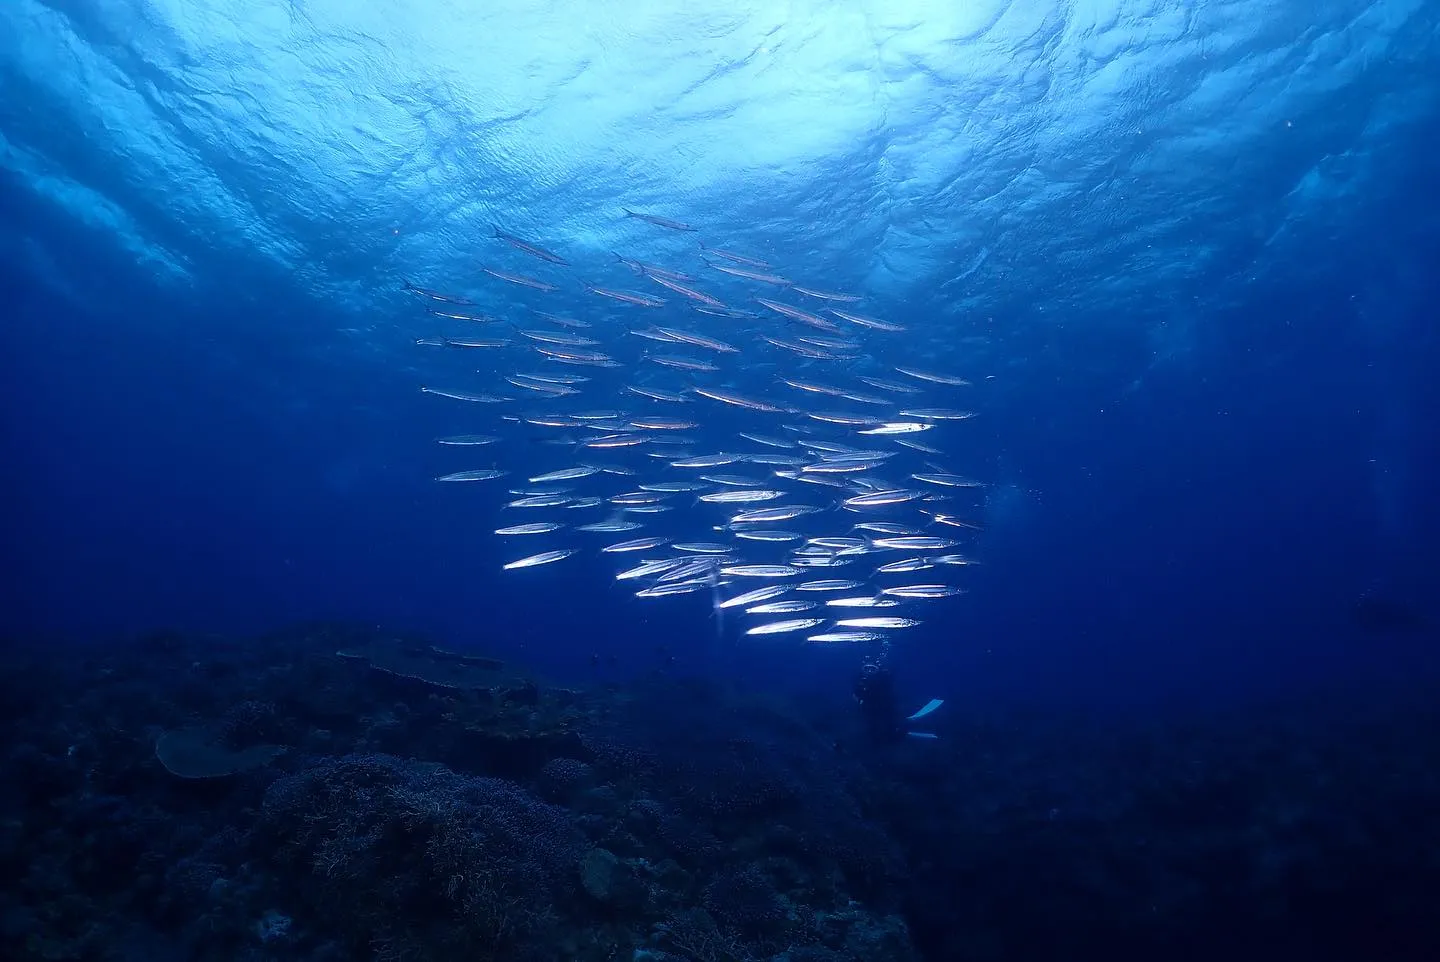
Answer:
[[3, 0, 1437, 714]]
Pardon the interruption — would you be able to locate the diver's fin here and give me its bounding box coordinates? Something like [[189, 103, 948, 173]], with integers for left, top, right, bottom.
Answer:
[[906, 731, 939, 740], [906, 698, 944, 721]]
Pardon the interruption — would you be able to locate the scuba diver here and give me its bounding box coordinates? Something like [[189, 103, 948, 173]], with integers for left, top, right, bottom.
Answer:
[[852, 659, 944, 744]]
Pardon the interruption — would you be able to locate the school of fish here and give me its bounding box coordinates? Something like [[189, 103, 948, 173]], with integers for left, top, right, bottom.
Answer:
[[407, 213, 982, 644]]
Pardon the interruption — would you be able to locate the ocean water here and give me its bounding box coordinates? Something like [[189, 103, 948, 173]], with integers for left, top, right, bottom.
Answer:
[[2, 2, 1438, 961]]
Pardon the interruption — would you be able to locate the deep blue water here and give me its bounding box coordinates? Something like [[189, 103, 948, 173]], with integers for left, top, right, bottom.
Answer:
[[5, 0, 1436, 714], [4, 4, 1440, 960]]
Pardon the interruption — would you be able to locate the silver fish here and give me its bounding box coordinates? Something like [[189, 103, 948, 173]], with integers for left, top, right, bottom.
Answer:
[[899, 408, 977, 421], [502, 548, 577, 570], [507, 494, 573, 508], [630, 417, 700, 431], [791, 286, 862, 303], [626, 385, 692, 403], [698, 489, 786, 504], [493, 227, 568, 265], [826, 596, 900, 608], [911, 473, 984, 487], [624, 208, 697, 231], [420, 386, 511, 403], [708, 263, 792, 285], [746, 600, 819, 614], [875, 558, 934, 574], [894, 367, 972, 386], [529, 466, 600, 483], [672, 453, 746, 468], [577, 520, 643, 532], [829, 309, 904, 332], [436, 435, 500, 445], [635, 580, 711, 598], [435, 469, 508, 482], [718, 585, 790, 609], [587, 286, 667, 308], [691, 387, 789, 413], [807, 631, 883, 643], [403, 280, 474, 304], [647, 277, 726, 308], [881, 585, 967, 598], [721, 564, 803, 578], [647, 355, 720, 373], [746, 618, 826, 635], [729, 505, 822, 523], [731, 529, 803, 543], [616, 558, 690, 580], [602, 536, 670, 552], [737, 433, 793, 449], [655, 327, 738, 353], [835, 616, 922, 629], [858, 422, 934, 436], [869, 536, 961, 550], [494, 522, 565, 535], [843, 489, 926, 508], [700, 244, 771, 268]]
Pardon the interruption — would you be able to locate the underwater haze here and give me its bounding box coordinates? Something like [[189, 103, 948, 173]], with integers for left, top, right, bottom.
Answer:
[[2, 2, 1440, 959]]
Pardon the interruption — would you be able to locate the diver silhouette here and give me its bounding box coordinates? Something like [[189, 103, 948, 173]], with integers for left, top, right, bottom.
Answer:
[[853, 662, 902, 743], [853, 661, 944, 744]]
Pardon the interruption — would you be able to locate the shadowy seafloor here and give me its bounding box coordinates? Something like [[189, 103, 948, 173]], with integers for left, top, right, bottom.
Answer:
[[2, 625, 1438, 962]]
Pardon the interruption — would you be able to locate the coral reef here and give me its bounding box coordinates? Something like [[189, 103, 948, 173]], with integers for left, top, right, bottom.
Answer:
[[1, 623, 1438, 961]]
